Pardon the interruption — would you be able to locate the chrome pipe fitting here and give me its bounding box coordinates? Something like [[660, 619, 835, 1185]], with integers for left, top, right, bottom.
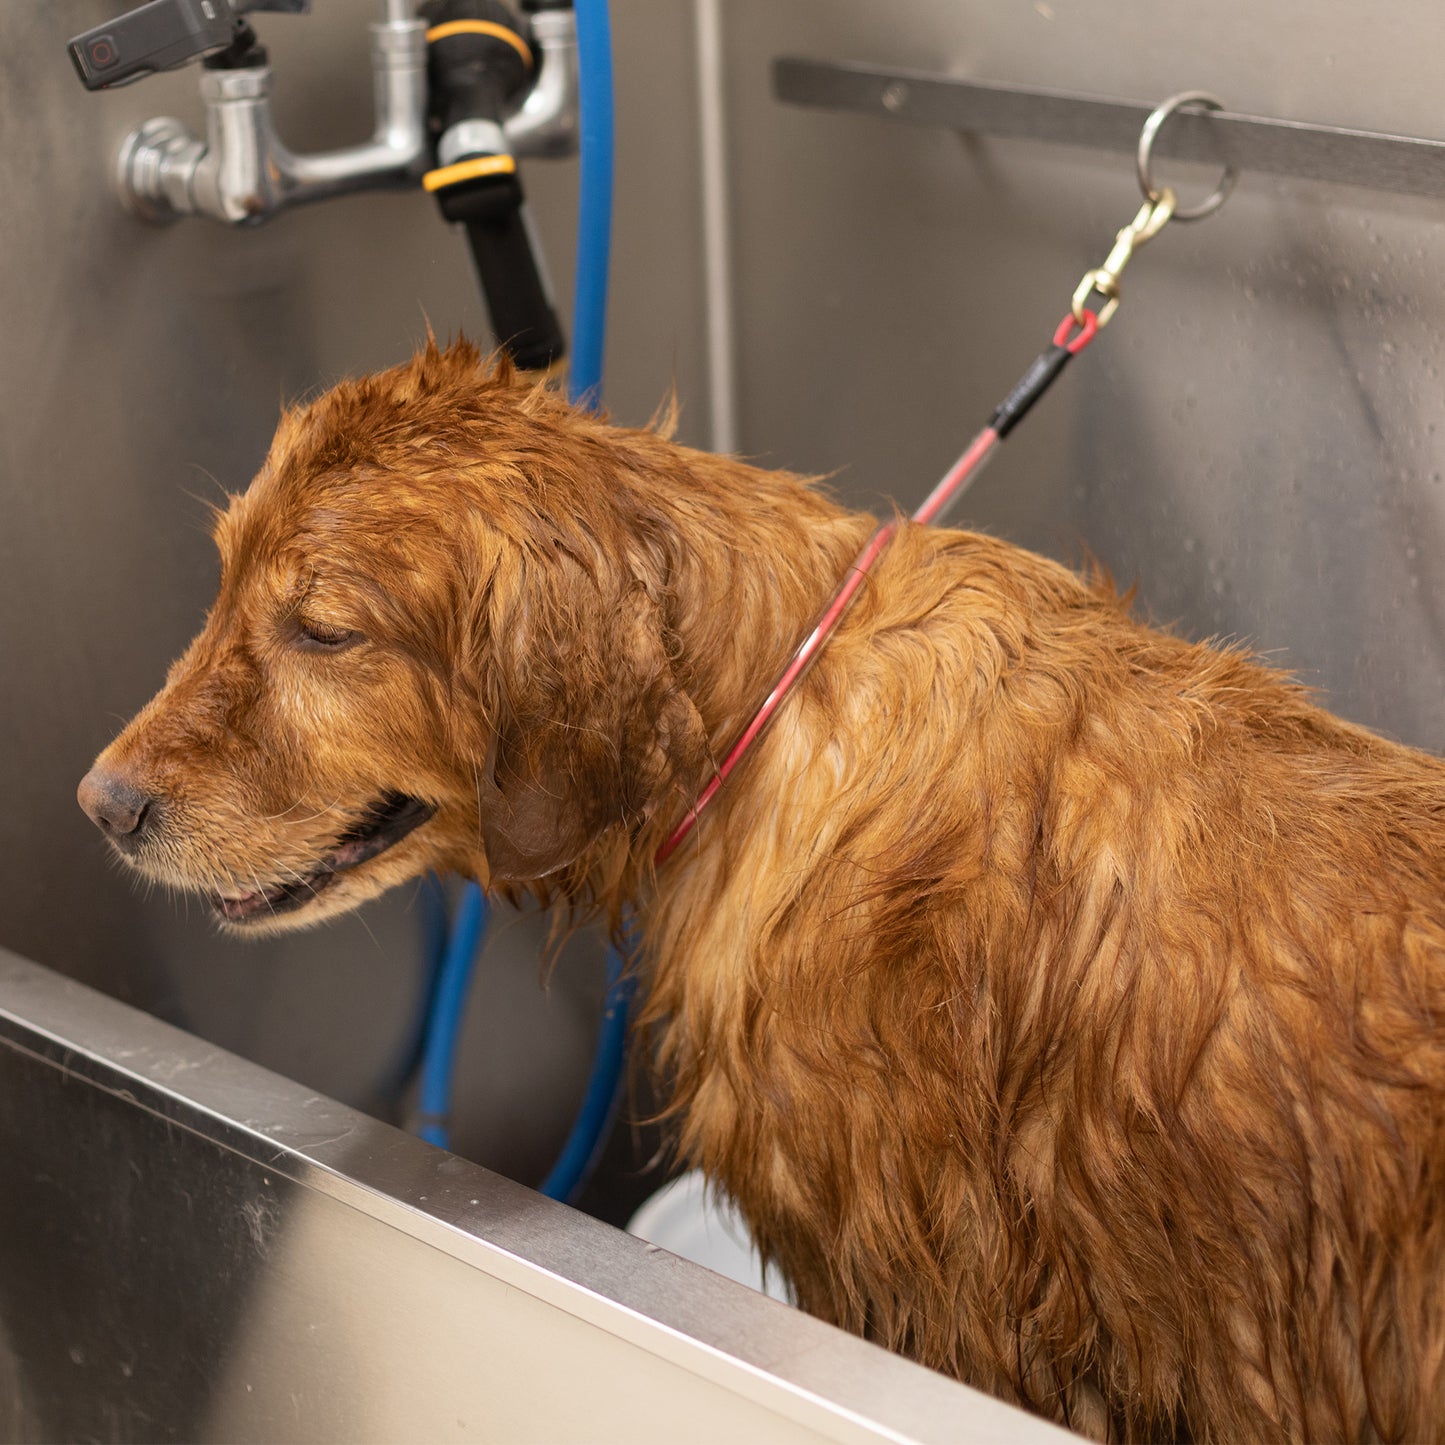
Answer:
[[119, 14, 429, 224], [503, 9, 578, 159], [117, 5, 578, 226]]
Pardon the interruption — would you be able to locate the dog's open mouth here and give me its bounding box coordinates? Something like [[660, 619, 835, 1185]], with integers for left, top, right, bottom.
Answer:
[[207, 792, 435, 924]]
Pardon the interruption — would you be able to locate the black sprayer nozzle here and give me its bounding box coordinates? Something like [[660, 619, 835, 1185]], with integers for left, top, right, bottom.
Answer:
[[422, 0, 566, 372], [434, 171, 566, 373]]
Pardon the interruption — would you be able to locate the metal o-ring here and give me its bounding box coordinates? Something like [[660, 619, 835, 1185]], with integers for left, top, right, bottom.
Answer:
[[1136, 90, 1237, 222]]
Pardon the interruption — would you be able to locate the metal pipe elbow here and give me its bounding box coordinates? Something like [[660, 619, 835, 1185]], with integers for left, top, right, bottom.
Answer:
[[503, 9, 579, 159], [119, 18, 428, 224]]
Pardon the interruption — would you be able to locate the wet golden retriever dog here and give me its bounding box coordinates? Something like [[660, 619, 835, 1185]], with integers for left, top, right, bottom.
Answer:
[[80, 341, 1445, 1442]]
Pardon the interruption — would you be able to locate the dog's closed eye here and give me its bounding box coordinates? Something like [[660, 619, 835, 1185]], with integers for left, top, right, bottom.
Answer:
[[294, 619, 363, 653]]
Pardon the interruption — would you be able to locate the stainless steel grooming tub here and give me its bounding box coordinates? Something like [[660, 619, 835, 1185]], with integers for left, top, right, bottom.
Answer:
[[0, 947, 1070, 1444]]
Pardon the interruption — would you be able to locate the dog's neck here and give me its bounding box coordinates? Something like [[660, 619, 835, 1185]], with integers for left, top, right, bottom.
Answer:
[[491, 420, 878, 908], [625, 440, 877, 764]]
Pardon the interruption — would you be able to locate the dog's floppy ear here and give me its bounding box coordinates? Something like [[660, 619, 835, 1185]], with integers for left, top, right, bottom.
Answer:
[[475, 555, 710, 883]]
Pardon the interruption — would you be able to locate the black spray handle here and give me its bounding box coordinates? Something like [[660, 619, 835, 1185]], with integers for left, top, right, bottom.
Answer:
[[434, 170, 567, 372], [422, 0, 566, 371]]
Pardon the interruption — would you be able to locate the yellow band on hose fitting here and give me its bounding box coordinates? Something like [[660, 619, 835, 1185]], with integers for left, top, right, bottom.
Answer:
[[425, 20, 534, 69], [423, 154, 518, 192]]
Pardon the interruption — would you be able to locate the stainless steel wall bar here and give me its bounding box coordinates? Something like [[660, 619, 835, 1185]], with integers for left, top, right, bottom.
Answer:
[[774, 57, 1445, 200]]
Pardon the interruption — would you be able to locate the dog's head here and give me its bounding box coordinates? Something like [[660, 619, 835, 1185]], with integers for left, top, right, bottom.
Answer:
[[78, 341, 709, 933]]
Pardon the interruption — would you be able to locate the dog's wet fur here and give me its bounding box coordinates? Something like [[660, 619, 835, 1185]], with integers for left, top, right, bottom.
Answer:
[[82, 341, 1445, 1441]]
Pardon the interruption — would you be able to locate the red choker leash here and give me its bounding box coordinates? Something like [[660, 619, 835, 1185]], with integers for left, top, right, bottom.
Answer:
[[654, 305, 1105, 867], [654, 518, 899, 865]]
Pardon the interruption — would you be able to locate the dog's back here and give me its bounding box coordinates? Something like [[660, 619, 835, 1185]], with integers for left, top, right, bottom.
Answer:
[[642, 522, 1445, 1442]]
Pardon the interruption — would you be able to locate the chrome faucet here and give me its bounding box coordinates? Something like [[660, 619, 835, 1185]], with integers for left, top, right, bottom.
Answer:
[[68, 0, 578, 226]]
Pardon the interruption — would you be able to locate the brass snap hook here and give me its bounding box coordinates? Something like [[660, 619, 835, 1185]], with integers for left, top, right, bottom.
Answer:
[[1071, 190, 1176, 329], [1136, 90, 1237, 222]]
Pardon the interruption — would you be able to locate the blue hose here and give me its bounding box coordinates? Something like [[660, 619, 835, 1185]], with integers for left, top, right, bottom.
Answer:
[[415, 0, 624, 1202], [375, 873, 450, 1105], [567, 0, 614, 415], [535, 0, 627, 1205], [416, 880, 490, 1148], [539, 944, 633, 1201]]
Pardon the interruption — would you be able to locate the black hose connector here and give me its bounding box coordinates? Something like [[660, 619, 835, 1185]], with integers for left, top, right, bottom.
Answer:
[[421, 0, 566, 371], [422, 0, 531, 137], [434, 171, 566, 371], [202, 20, 267, 70], [989, 344, 1073, 438]]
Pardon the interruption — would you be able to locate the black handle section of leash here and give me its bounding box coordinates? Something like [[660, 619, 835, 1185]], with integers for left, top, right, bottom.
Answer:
[[990, 309, 1100, 438]]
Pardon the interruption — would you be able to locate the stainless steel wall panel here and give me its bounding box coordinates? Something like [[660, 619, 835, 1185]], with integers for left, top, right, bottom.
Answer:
[[720, 2, 1445, 751]]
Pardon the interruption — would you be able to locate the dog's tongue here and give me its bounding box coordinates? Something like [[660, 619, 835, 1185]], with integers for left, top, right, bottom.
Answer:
[[212, 889, 269, 921]]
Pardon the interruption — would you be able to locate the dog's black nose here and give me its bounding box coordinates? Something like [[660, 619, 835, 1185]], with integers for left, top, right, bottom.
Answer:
[[77, 768, 157, 842]]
